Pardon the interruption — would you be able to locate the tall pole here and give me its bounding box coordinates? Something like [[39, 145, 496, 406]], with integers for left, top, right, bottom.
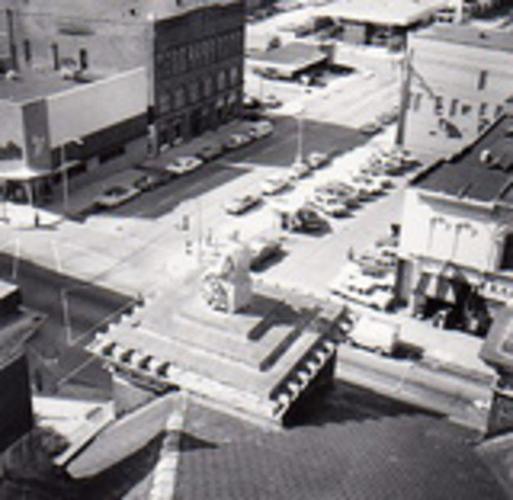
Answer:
[[295, 105, 304, 164], [61, 145, 69, 215]]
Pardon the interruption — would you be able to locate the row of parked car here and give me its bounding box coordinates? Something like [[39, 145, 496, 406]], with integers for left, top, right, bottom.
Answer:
[[223, 150, 330, 217], [93, 120, 275, 209]]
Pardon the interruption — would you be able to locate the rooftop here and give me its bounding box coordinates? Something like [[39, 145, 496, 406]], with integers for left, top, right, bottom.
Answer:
[[316, 0, 447, 27], [0, 67, 112, 103], [249, 42, 327, 69], [412, 113, 513, 205], [415, 24, 513, 53]]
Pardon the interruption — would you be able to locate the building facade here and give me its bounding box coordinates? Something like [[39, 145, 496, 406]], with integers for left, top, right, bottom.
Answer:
[[0, 67, 148, 203], [396, 110, 513, 335], [2, 0, 245, 154], [400, 25, 513, 159]]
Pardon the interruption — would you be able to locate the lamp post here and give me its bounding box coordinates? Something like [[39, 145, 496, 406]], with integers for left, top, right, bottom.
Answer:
[[60, 137, 83, 215], [289, 100, 305, 165]]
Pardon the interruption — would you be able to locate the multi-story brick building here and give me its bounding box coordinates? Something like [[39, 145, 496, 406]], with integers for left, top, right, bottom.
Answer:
[[399, 25, 513, 159], [1, 0, 244, 153]]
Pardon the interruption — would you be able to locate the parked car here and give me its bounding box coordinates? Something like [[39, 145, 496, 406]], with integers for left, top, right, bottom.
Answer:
[[276, 205, 327, 233], [315, 182, 359, 208], [197, 142, 223, 162], [307, 151, 329, 169], [166, 156, 203, 175], [331, 277, 394, 311], [262, 94, 282, 109], [350, 175, 383, 196], [242, 94, 262, 110], [248, 236, 283, 269], [223, 132, 252, 151], [310, 192, 349, 217], [94, 185, 140, 209], [247, 120, 274, 139], [224, 193, 262, 215], [288, 159, 311, 180], [261, 174, 289, 195], [133, 172, 171, 192], [359, 121, 383, 136]]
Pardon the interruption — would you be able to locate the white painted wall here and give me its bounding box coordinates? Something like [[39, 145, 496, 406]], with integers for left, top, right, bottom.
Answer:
[[46, 67, 147, 147], [399, 188, 513, 273]]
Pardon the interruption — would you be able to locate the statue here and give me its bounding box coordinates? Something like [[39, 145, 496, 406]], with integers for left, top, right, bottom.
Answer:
[[200, 240, 252, 313]]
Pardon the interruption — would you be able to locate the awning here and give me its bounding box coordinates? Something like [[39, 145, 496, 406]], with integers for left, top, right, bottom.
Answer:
[[414, 273, 459, 304]]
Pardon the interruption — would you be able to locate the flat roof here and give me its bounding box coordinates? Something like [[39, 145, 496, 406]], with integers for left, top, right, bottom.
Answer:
[[249, 42, 327, 69], [0, 67, 114, 103], [412, 114, 513, 206], [415, 24, 513, 53], [316, 0, 447, 27]]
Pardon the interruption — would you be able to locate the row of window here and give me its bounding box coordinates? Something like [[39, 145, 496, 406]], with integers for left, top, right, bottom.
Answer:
[[410, 92, 504, 120], [157, 66, 242, 114], [156, 30, 243, 77]]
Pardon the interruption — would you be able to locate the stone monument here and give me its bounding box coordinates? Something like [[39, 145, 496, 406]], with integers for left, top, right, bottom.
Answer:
[[200, 240, 252, 313]]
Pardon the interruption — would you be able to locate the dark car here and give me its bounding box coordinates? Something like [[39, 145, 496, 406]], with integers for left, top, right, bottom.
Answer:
[[133, 172, 171, 191]]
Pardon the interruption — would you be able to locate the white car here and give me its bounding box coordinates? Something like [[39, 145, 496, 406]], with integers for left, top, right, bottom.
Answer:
[[248, 120, 274, 139], [224, 193, 262, 215], [310, 192, 349, 217], [350, 175, 383, 196], [261, 174, 289, 195], [307, 151, 329, 169], [332, 281, 394, 311], [288, 160, 311, 180], [166, 156, 203, 175], [94, 185, 140, 209]]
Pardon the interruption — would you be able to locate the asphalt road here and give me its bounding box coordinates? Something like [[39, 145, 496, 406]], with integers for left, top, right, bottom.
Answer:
[[0, 253, 133, 398]]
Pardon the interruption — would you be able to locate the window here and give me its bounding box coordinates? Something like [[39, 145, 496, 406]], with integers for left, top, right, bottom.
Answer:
[[217, 69, 226, 91], [79, 48, 88, 70], [479, 102, 488, 117], [203, 76, 213, 97], [501, 233, 513, 270], [495, 105, 504, 118], [174, 86, 185, 109], [477, 70, 488, 90], [189, 81, 199, 103], [449, 99, 458, 117], [23, 39, 31, 63], [434, 96, 443, 115], [461, 104, 472, 116], [229, 66, 239, 86]]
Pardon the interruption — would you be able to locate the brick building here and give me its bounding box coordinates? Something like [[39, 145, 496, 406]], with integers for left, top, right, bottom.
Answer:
[[1, 0, 245, 154]]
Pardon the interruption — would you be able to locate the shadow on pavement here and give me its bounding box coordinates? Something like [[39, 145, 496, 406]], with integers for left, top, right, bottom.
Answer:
[[287, 380, 435, 428]]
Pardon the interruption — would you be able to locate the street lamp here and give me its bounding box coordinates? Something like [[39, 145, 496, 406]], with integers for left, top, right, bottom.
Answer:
[[289, 101, 305, 165], [60, 137, 83, 215]]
